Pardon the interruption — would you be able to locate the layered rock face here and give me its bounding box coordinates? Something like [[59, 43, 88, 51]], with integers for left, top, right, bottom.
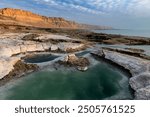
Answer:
[[92, 49, 150, 99], [0, 8, 112, 29], [0, 33, 85, 79], [0, 8, 79, 28]]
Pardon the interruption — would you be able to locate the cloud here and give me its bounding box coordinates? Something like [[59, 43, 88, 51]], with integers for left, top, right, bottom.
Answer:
[[1, 0, 150, 17], [0, 0, 150, 29], [33, 0, 109, 14], [127, 0, 150, 17], [32, 0, 150, 17]]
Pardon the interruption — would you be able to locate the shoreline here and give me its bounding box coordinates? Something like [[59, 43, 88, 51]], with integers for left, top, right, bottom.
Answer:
[[91, 54, 134, 99], [0, 52, 134, 100], [0, 60, 39, 87], [93, 29, 150, 39], [91, 48, 150, 100], [0, 28, 149, 99]]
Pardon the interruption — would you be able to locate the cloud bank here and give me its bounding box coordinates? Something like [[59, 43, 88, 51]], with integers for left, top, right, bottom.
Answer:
[[33, 0, 150, 16], [0, 0, 150, 29]]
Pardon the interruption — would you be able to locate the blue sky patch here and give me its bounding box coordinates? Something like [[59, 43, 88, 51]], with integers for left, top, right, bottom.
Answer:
[[0, 0, 150, 29]]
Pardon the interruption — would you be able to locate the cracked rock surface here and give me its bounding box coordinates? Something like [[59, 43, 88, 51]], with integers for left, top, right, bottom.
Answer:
[[0, 33, 85, 79]]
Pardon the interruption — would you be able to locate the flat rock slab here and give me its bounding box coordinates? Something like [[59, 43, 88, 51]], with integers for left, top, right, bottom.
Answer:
[[129, 73, 150, 90], [0, 33, 85, 79], [0, 33, 85, 57], [92, 49, 150, 76]]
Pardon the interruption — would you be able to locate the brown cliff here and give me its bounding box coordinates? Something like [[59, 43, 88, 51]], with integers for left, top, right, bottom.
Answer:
[[0, 8, 112, 29]]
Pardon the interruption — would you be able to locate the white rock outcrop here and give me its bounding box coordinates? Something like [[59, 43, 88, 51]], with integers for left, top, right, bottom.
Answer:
[[0, 57, 20, 79], [129, 73, 150, 90], [62, 54, 89, 71], [0, 33, 85, 79], [103, 50, 149, 76], [51, 45, 58, 51], [135, 86, 150, 100], [92, 49, 150, 99]]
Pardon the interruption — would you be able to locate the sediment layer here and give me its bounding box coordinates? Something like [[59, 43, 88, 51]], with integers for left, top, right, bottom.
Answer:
[[0, 8, 112, 29]]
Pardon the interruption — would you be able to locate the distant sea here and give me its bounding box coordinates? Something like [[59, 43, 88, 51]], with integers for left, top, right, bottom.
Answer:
[[93, 29, 150, 38]]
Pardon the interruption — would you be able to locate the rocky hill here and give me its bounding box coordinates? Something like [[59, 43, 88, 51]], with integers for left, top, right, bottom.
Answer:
[[0, 8, 112, 29]]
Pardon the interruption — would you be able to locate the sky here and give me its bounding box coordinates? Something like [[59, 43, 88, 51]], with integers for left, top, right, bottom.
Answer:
[[0, 0, 150, 29]]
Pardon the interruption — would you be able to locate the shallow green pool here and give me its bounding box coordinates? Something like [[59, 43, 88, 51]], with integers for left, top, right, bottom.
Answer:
[[24, 54, 59, 63], [0, 62, 133, 100]]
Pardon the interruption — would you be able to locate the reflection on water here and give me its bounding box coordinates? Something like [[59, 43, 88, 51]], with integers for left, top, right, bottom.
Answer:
[[93, 29, 150, 38], [24, 54, 59, 63], [75, 50, 91, 57], [0, 62, 133, 100]]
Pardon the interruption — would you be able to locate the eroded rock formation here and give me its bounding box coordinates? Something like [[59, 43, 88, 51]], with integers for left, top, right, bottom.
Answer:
[[60, 54, 90, 71], [92, 48, 150, 99], [0, 8, 112, 29], [0, 33, 86, 79]]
